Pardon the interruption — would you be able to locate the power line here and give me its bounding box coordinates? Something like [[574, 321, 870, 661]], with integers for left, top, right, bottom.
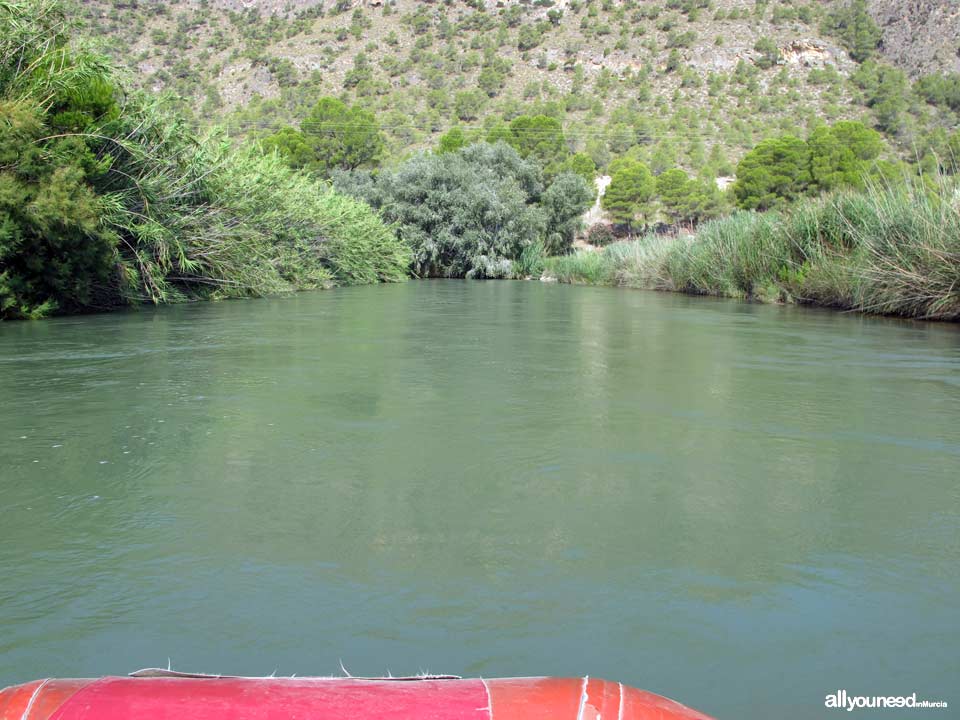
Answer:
[[220, 119, 767, 141]]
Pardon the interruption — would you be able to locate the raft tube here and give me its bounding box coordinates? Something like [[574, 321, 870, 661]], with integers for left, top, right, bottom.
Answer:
[[0, 671, 715, 719]]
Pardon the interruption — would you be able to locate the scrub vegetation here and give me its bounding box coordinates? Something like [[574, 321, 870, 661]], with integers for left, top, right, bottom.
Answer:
[[77, 0, 960, 182]]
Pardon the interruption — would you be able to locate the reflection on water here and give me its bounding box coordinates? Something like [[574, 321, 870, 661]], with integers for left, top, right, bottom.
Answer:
[[1, 281, 958, 719]]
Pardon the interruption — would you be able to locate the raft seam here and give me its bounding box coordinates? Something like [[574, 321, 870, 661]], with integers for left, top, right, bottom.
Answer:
[[576, 675, 589, 720], [618, 682, 625, 720], [480, 678, 493, 718], [20, 679, 49, 720]]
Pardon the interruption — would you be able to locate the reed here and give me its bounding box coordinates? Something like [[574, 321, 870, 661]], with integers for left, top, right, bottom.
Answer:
[[1, 0, 409, 319], [547, 177, 960, 321]]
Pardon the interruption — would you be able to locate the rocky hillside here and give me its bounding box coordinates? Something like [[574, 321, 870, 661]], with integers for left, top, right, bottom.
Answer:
[[76, 0, 959, 168], [870, 0, 960, 76]]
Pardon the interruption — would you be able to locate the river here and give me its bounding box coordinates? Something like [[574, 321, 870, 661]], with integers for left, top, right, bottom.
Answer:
[[1, 281, 958, 718]]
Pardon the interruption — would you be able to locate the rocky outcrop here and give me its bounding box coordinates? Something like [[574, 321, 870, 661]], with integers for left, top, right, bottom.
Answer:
[[583, 175, 611, 227], [212, 0, 318, 13], [870, 0, 960, 76], [218, 60, 280, 105], [779, 39, 836, 68]]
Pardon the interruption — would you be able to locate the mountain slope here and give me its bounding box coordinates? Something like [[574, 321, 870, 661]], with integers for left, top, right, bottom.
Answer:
[[871, 0, 960, 76], [77, 0, 958, 170]]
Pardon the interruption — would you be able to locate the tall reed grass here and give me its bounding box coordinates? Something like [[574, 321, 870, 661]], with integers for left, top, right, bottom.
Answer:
[[545, 178, 960, 321], [1, 0, 409, 318]]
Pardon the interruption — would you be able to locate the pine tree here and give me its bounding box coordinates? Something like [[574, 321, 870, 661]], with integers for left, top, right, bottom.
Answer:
[[733, 135, 811, 210], [602, 159, 655, 227]]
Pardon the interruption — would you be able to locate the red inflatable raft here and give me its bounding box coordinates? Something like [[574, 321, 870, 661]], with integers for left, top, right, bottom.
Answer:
[[0, 671, 714, 720]]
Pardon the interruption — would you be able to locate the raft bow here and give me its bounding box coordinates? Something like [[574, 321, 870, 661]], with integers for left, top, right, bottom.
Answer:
[[0, 671, 714, 719]]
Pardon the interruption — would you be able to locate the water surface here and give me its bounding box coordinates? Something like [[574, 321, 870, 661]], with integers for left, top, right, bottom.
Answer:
[[1, 281, 958, 718]]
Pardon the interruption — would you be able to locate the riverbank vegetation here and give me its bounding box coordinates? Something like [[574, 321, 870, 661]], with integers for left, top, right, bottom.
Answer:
[[545, 178, 960, 321], [4, 0, 960, 324], [0, 0, 408, 320], [333, 142, 593, 278]]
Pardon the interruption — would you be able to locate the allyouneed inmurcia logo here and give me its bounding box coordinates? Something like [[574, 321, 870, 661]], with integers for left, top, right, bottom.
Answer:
[[825, 690, 949, 711]]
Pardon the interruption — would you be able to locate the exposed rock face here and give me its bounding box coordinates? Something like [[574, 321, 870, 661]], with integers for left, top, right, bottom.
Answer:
[[582, 176, 611, 227], [212, 0, 318, 13], [218, 60, 280, 105], [686, 38, 853, 74], [870, 0, 960, 76], [211, 0, 567, 17], [779, 39, 835, 68], [715, 176, 736, 192]]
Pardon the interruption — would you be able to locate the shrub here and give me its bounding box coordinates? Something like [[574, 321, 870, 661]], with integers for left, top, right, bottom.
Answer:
[[916, 73, 960, 113], [478, 66, 505, 96], [540, 171, 594, 254], [586, 223, 615, 247], [437, 125, 468, 153], [336, 142, 547, 278], [517, 23, 545, 51], [560, 152, 598, 185], [453, 89, 486, 120], [753, 37, 780, 69], [808, 121, 883, 192], [336, 143, 593, 277], [0, 101, 114, 316], [665, 49, 681, 73]]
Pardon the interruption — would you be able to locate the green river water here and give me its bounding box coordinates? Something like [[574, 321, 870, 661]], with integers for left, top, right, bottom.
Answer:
[[1, 280, 958, 718]]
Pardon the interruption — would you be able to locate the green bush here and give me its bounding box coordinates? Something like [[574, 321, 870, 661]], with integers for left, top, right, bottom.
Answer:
[[336, 142, 591, 278], [753, 37, 780, 69], [454, 89, 486, 120], [506, 114, 568, 174], [559, 152, 598, 185], [437, 125, 468, 154], [808, 121, 883, 192], [540, 171, 594, 254], [916, 73, 960, 113], [0, 100, 114, 316], [517, 23, 546, 51]]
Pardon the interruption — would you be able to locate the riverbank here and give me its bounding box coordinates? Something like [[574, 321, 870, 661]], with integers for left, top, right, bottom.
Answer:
[[4, 0, 955, 323], [0, 0, 409, 321], [543, 181, 960, 321]]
